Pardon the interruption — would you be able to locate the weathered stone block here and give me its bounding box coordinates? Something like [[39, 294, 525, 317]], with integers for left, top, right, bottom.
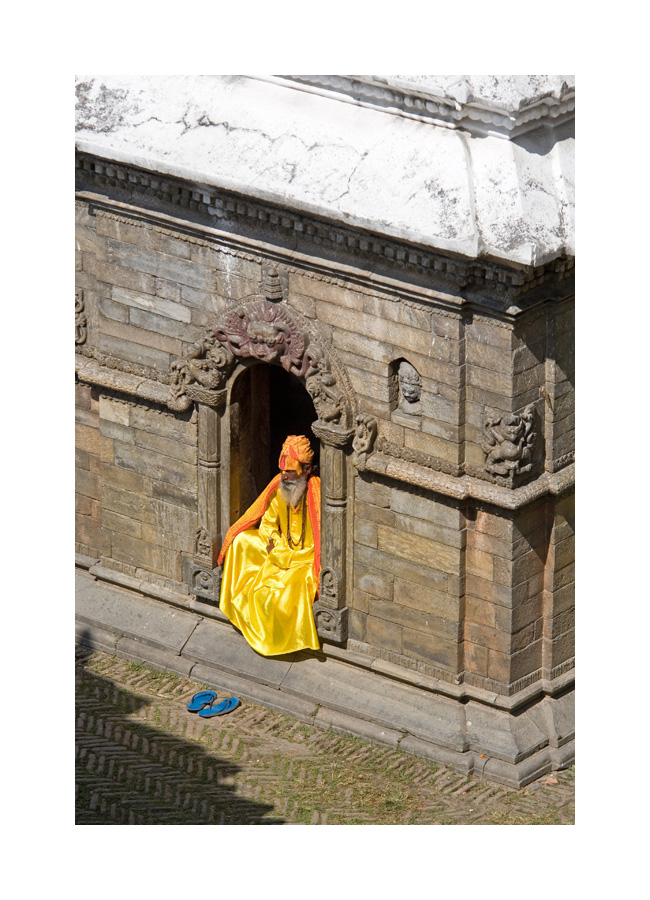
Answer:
[[465, 596, 497, 629], [404, 426, 459, 464], [465, 622, 510, 654], [100, 315, 184, 357], [389, 489, 463, 530], [75, 422, 102, 458], [468, 528, 512, 561], [98, 395, 131, 426], [553, 561, 575, 590], [101, 463, 152, 497], [487, 648, 511, 683], [348, 608, 367, 643], [98, 419, 135, 445], [76, 468, 101, 500], [464, 641, 489, 677], [151, 482, 198, 512], [496, 594, 543, 633], [141, 500, 197, 554], [97, 332, 171, 372], [102, 509, 143, 539], [377, 525, 460, 575], [465, 339, 514, 376], [393, 577, 459, 619], [550, 629, 574, 667], [111, 531, 164, 575], [113, 443, 196, 491], [548, 607, 574, 639], [76, 382, 93, 410], [128, 405, 196, 445], [84, 256, 157, 295], [76, 448, 90, 472], [465, 573, 515, 608], [466, 547, 494, 581], [133, 428, 197, 466], [512, 548, 545, 585], [401, 628, 459, 670], [366, 614, 402, 653], [354, 518, 378, 549], [466, 318, 514, 351], [510, 639, 543, 681], [76, 513, 103, 553], [355, 568, 394, 602], [102, 484, 153, 522], [370, 597, 460, 642]]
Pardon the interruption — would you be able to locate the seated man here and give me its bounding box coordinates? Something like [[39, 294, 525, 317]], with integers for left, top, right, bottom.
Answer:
[[217, 435, 321, 657]]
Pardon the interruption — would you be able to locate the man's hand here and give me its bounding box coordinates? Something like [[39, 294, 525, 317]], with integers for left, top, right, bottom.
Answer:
[[266, 538, 275, 554]]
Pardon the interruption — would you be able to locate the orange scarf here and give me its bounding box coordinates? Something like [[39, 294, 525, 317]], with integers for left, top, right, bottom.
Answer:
[[218, 475, 321, 584]]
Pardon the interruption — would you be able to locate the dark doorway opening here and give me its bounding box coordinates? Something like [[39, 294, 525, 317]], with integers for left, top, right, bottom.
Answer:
[[229, 364, 318, 521]]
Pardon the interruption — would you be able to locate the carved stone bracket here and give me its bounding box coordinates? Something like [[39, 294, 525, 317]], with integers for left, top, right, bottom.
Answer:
[[482, 404, 536, 483], [75, 289, 87, 345], [182, 556, 222, 606], [168, 329, 235, 412], [311, 420, 354, 449], [313, 603, 349, 644], [352, 414, 378, 468]]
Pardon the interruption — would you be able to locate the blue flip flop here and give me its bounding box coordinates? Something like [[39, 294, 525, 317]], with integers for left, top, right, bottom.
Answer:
[[186, 690, 218, 712], [198, 696, 241, 718]]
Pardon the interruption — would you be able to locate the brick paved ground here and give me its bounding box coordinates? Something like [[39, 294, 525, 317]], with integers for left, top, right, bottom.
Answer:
[[75, 645, 575, 825]]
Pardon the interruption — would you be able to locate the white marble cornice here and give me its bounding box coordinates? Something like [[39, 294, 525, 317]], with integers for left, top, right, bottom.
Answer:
[[269, 75, 575, 139], [75, 75, 574, 268]]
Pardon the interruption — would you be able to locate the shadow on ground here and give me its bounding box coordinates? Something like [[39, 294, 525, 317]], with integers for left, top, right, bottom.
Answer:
[[76, 654, 283, 825]]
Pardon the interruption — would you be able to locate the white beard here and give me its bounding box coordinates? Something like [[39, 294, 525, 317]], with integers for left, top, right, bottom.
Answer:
[[278, 473, 308, 508]]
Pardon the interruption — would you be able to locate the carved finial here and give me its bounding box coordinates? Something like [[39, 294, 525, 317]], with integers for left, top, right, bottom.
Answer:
[[263, 266, 284, 302]]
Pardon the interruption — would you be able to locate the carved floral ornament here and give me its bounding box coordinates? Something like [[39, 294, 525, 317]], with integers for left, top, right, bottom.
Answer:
[[75, 289, 87, 345]]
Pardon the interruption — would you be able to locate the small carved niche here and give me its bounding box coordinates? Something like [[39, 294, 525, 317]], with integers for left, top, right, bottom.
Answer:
[[389, 358, 422, 418]]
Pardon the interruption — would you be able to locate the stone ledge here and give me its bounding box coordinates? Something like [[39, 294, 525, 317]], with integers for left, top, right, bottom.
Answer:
[[75, 567, 574, 787], [364, 453, 575, 510], [81, 562, 574, 711]]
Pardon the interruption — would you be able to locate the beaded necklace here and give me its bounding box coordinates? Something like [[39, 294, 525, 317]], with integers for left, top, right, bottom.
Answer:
[[285, 495, 307, 550]]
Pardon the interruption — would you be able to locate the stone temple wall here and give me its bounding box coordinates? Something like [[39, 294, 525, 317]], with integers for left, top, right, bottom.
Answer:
[[75, 169, 574, 698], [75, 122, 574, 782]]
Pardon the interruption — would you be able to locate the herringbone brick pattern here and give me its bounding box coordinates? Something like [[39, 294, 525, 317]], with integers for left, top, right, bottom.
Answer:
[[75, 646, 575, 825]]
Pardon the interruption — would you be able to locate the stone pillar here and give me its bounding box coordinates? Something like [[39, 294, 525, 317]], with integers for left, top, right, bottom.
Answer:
[[182, 402, 223, 604], [313, 437, 350, 643], [197, 403, 223, 564]]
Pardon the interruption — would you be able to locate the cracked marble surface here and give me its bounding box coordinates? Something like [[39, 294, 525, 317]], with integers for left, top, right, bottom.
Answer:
[[75, 75, 574, 267]]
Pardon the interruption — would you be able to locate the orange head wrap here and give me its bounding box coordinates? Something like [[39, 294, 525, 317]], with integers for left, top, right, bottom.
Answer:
[[278, 435, 314, 474]]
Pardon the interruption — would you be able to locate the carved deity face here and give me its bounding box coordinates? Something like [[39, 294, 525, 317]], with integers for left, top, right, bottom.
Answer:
[[500, 416, 524, 442], [398, 361, 421, 404]]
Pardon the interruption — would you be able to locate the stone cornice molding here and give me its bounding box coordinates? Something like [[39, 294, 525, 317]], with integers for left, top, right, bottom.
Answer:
[[267, 75, 575, 140], [75, 353, 170, 407], [361, 451, 574, 510], [76, 152, 574, 311]]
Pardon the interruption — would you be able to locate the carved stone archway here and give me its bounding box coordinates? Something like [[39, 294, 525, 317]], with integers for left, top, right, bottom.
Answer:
[[173, 274, 367, 644]]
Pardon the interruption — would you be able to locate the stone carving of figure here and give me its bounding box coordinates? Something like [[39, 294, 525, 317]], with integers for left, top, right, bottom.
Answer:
[[169, 330, 235, 409], [398, 361, 422, 415], [482, 405, 536, 477], [306, 371, 344, 424], [195, 527, 213, 559], [352, 413, 378, 466]]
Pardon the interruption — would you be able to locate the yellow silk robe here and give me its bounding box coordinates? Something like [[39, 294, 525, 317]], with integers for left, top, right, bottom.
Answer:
[[219, 490, 320, 656]]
